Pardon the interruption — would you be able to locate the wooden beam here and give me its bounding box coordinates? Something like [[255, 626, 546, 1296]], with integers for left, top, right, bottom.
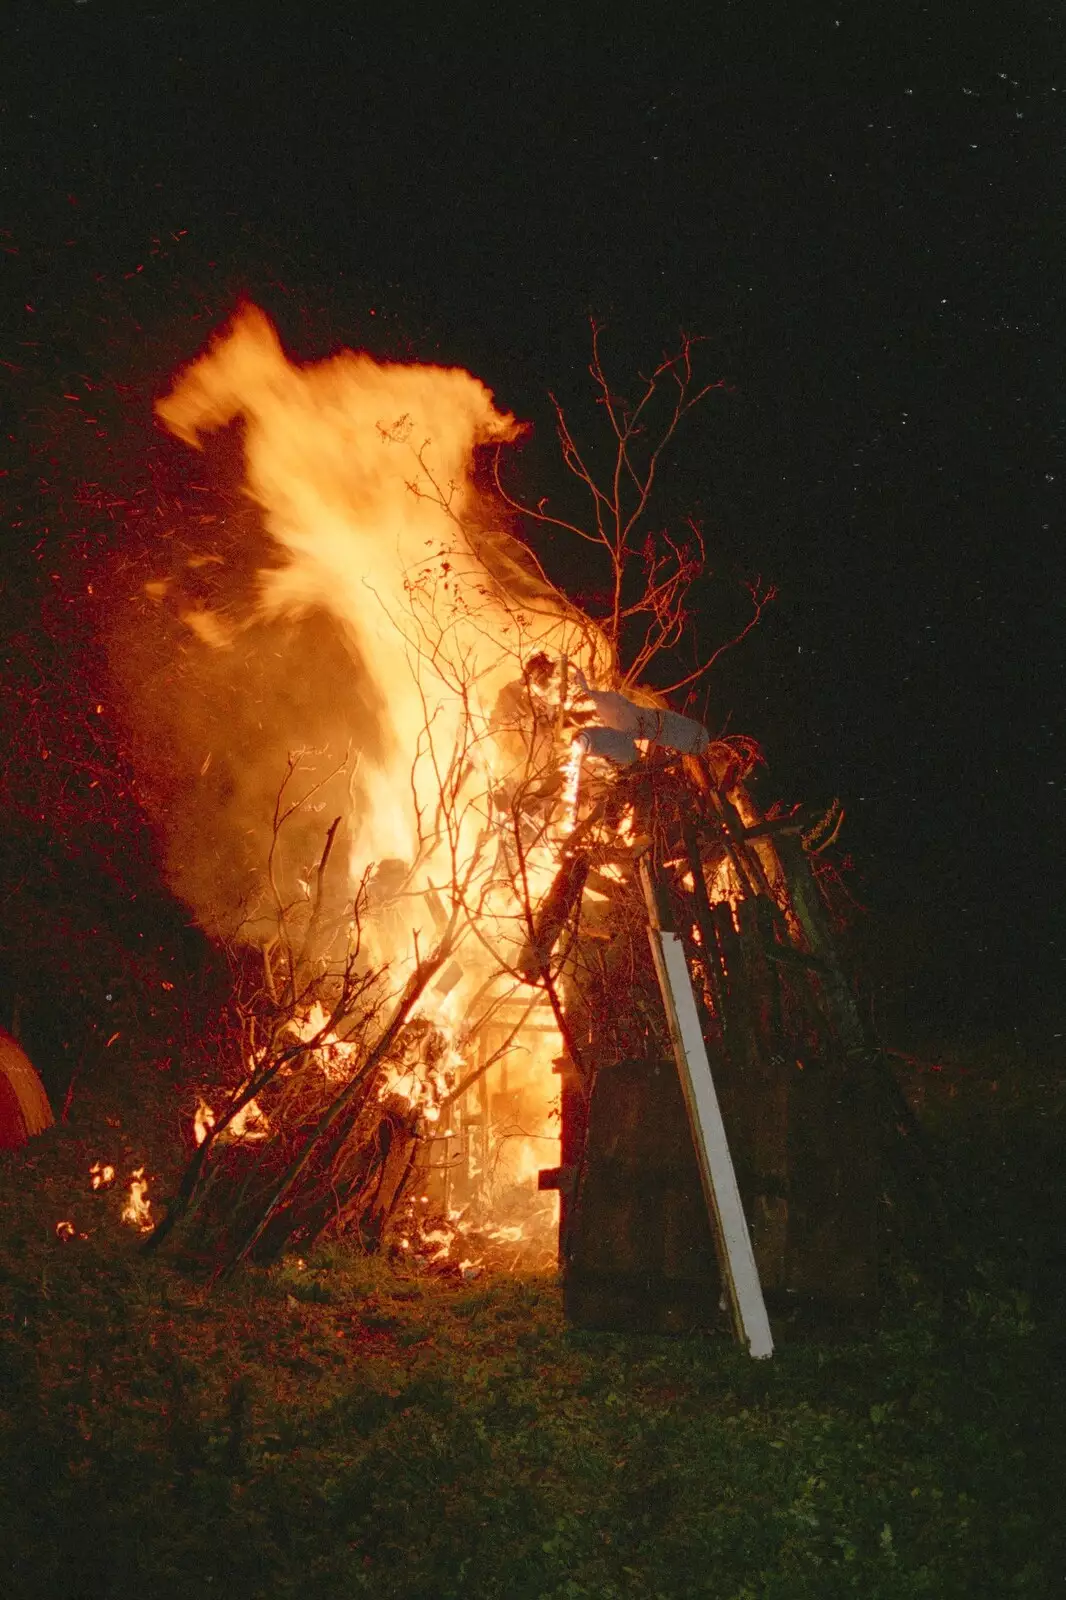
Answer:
[[638, 857, 774, 1360], [761, 939, 828, 975], [738, 813, 810, 841], [772, 831, 867, 1054]]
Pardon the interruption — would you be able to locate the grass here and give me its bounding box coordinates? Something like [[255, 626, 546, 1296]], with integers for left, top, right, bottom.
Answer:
[[1, 1041, 1063, 1599]]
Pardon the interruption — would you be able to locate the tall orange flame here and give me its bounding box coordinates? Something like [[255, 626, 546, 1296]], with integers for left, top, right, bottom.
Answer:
[[155, 306, 599, 965], [149, 307, 609, 1251]]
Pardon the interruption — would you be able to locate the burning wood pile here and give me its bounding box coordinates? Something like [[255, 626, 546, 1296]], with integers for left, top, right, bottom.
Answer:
[[115, 308, 899, 1344]]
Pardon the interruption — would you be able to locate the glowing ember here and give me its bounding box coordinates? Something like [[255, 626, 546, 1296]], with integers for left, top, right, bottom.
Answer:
[[286, 1005, 362, 1084], [292, 1002, 331, 1044], [560, 737, 586, 836], [120, 1168, 153, 1232], [89, 1161, 115, 1189], [193, 1095, 269, 1145], [707, 855, 744, 918], [487, 1223, 524, 1245], [193, 1098, 215, 1146], [227, 1098, 270, 1141], [420, 1226, 453, 1263], [378, 1031, 459, 1125]]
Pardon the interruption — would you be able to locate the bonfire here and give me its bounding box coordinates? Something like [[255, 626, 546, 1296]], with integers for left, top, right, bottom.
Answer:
[[106, 309, 904, 1356]]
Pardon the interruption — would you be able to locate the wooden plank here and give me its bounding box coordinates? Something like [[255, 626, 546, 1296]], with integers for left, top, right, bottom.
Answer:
[[738, 809, 814, 842], [553, 1054, 587, 1257], [761, 939, 828, 974], [711, 792, 775, 900], [712, 899, 757, 1071], [537, 1165, 577, 1194], [638, 859, 774, 1360], [563, 1058, 721, 1334], [518, 853, 590, 980]]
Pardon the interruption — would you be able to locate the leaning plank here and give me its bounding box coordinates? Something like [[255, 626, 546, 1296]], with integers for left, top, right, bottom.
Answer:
[[638, 860, 774, 1360]]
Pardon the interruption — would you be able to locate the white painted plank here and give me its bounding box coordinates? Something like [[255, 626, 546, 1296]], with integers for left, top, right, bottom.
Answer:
[[647, 926, 774, 1360]]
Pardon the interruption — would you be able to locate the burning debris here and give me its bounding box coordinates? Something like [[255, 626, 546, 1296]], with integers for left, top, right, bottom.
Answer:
[[54, 1162, 154, 1243]]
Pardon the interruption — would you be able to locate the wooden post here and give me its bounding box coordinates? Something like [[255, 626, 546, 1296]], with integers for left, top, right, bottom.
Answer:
[[772, 830, 869, 1053], [711, 791, 775, 900], [740, 897, 789, 1289], [638, 857, 774, 1360], [680, 821, 729, 1027]]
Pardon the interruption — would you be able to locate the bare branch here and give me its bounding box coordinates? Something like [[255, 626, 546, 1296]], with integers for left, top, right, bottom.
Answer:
[[659, 577, 778, 696]]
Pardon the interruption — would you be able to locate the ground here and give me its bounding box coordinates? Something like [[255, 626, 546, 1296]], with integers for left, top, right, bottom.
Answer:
[[0, 1040, 1063, 1600]]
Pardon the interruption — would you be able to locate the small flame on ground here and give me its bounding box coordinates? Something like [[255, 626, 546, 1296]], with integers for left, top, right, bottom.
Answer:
[[89, 1162, 115, 1189], [121, 1168, 153, 1232]]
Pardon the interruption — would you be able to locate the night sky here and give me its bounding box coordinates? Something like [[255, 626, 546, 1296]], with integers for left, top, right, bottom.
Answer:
[[2, 5, 1061, 1045]]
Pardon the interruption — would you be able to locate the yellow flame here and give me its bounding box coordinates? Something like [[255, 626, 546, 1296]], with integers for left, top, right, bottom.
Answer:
[[193, 1096, 270, 1144], [151, 308, 617, 1255], [156, 306, 600, 936], [560, 737, 585, 836], [121, 1169, 153, 1232], [229, 1099, 270, 1141]]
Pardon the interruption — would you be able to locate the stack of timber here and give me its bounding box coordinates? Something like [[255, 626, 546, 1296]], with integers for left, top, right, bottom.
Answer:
[[539, 753, 892, 1334]]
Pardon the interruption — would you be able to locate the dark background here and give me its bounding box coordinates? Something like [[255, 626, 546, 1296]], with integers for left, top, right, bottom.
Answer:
[[1, 3, 1061, 1052]]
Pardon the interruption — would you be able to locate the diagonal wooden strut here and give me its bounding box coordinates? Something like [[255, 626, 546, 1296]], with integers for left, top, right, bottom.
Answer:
[[638, 857, 774, 1360]]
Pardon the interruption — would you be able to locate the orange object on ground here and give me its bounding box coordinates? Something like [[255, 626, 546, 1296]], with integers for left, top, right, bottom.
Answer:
[[0, 1028, 53, 1149]]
